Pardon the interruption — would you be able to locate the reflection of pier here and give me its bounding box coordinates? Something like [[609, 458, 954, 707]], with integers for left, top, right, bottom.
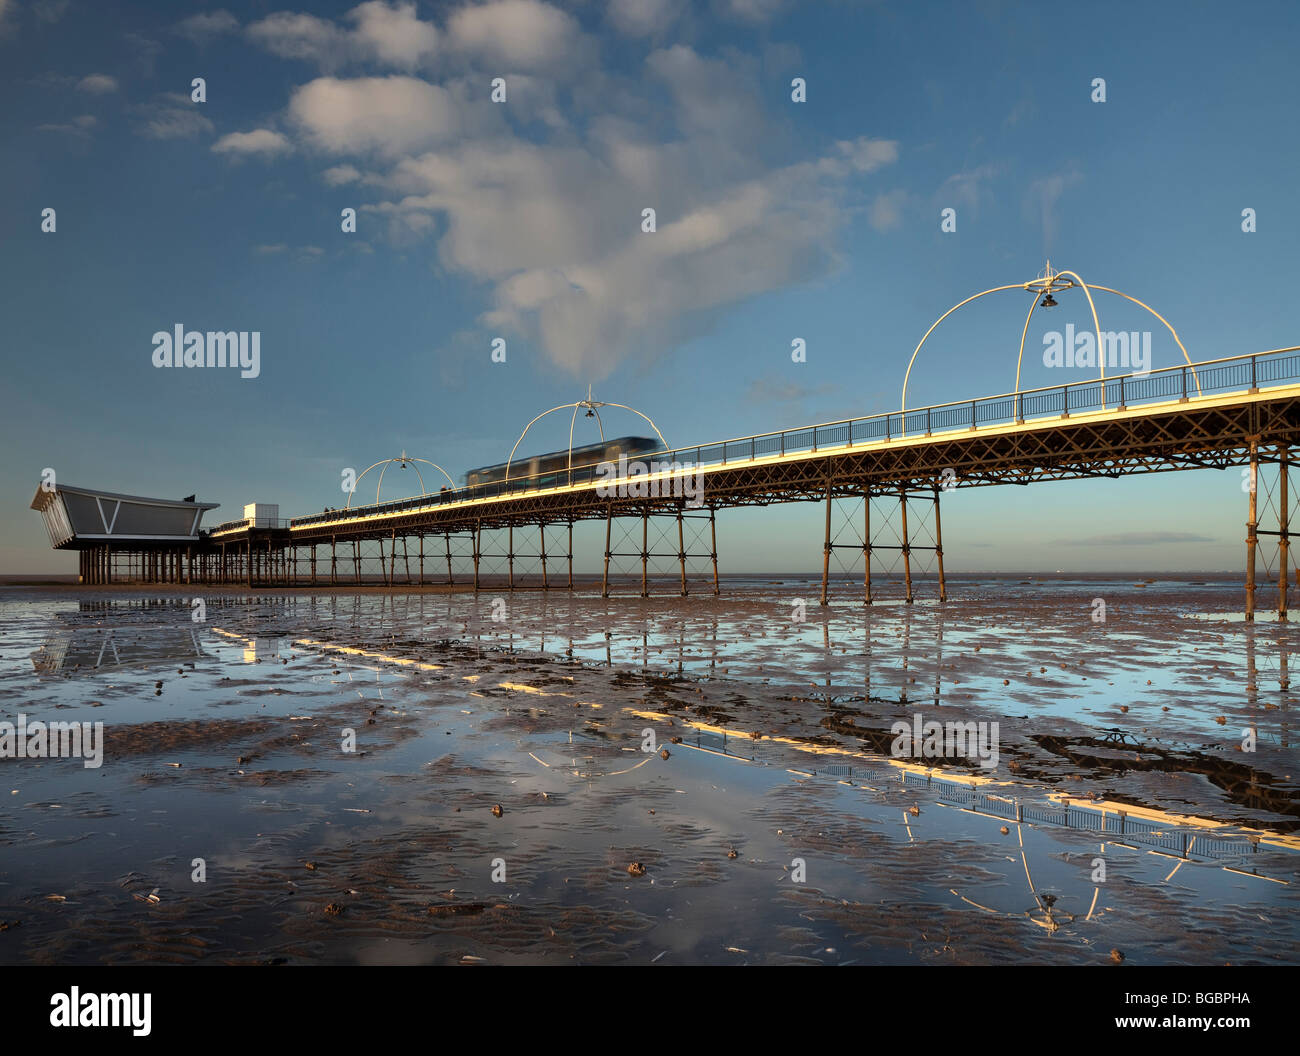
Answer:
[[31, 623, 207, 673]]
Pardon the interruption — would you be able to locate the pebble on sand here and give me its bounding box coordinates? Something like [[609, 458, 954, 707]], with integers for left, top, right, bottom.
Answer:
[[999, 826, 1010, 835], [627, 862, 646, 877], [491, 804, 503, 817], [660, 749, 671, 760], [1110, 948, 1125, 963]]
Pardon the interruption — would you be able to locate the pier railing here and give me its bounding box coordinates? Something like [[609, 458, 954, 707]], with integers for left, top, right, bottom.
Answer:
[[290, 347, 1300, 529]]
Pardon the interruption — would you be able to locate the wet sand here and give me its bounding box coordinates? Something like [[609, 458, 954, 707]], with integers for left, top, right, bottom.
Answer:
[[0, 575, 1296, 965]]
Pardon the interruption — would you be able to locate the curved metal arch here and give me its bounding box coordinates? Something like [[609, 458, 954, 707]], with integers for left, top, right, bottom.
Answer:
[[345, 455, 457, 510], [1088, 285, 1201, 396], [1013, 284, 1201, 397], [503, 393, 669, 484], [1055, 269, 1106, 406], [901, 285, 1024, 414], [1013, 293, 1042, 418]]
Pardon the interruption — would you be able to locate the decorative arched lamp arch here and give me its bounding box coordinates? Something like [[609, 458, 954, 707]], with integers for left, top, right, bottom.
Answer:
[[502, 384, 669, 484], [900, 262, 1201, 417], [345, 451, 457, 509]]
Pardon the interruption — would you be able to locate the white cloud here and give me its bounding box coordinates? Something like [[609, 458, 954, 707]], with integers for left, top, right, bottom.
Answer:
[[289, 76, 459, 156], [247, 2, 436, 71], [717, 0, 787, 21], [37, 114, 97, 137], [175, 10, 239, 44], [349, 1, 436, 69], [77, 74, 119, 94], [869, 189, 906, 231], [134, 93, 215, 139], [939, 163, 999, 212], [447, 0, 587, 73], [607, 0, 685, 37], [212, 128, 293, 157], [322, 163, 362, 185], [247, 11, 349, 68]]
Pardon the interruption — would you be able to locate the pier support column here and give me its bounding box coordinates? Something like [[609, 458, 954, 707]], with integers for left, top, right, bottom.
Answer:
[[445, 533, 453, 586], [508, 525, 514, 591], [710, 506, 720, 596], [933, 483, 947, 603], [568, 521, 574, 590], [472, 522, 481, 592], [1247, 440, 1259, 621], [900, 487, 914, 604], [602, 505, 613, 598], [820, 482, 833, 606], [640, 510, 649, 598], [677, 505, 688, 597], [864, 492, 872, 604], [1279, 444, 1290, 621], [540, 523, 549, 590]]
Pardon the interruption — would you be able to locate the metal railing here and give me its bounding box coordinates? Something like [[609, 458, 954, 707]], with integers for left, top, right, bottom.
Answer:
[[290, 347, 1300, 529], [209, 517, 293, 534]]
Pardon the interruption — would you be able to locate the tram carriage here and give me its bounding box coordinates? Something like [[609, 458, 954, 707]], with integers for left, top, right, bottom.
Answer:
[[463, 436, 663, 488]]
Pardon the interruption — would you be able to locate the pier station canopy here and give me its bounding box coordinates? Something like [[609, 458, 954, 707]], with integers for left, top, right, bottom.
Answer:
[[30, 484, 217, 549]]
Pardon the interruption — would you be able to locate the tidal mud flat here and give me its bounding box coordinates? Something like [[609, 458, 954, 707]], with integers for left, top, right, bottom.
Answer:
[[0, 575, 1296, 965]]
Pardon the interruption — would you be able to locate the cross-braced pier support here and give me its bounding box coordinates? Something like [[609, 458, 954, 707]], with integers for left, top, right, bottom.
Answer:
[[471, 520, 574, 591], [1245, 440, 1298, 621], [601, 502, 719, 598], [820, 481, 947, 605]]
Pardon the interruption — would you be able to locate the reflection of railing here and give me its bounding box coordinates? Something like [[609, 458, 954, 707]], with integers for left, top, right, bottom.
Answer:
[[291, 348, 1300, 529], [925, 777, 1265, 862]]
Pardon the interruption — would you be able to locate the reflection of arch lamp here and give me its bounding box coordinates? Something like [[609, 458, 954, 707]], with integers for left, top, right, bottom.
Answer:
[[345, 451, 457, 509], [900, 260, 1200, 417], [503, 384, 669, 483]]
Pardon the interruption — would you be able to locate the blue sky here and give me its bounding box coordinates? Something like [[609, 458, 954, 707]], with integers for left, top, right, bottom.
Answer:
[[3, 0, 1298, 573]]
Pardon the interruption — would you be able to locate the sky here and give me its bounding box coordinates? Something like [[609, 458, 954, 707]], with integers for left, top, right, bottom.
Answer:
[[2, 0, 1299, 574]]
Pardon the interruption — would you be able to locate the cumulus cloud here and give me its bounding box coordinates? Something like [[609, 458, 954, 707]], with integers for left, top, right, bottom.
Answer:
[[607, 0, 685, 37], [247, 1, 436, 70], [175, 10, 239, 44], [77, 74, 118, 94], [228, 30, 899, 380], [247, 11, 348, 67], [289, 76, 459, 156], [212, 128, 293, 157], [133, 93, 215, 139], [322, 163, 363, 185], [349, 1, 437, 69], [447, 0, 588, 73]]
